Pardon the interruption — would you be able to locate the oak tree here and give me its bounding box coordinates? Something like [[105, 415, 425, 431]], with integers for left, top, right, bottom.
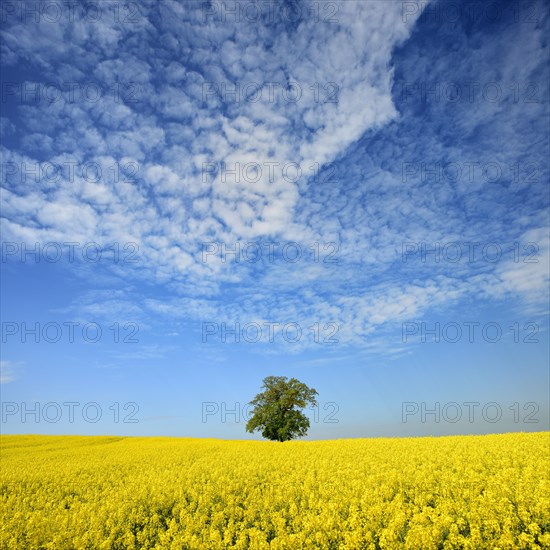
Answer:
[[245, 376, 318, 441]]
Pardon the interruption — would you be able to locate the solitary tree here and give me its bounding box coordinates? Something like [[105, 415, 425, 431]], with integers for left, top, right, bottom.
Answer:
[[245, 376, 318, 441]]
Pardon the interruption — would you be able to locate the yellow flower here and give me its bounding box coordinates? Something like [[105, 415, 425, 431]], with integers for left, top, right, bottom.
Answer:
[[1, 432, 548, 549]]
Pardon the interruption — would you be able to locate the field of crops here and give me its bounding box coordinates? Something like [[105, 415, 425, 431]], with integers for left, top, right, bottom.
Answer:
[[1, 432, 549, 549]]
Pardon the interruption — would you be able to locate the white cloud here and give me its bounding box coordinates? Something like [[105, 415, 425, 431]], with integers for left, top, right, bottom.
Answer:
[[0, 361, 18, 384], [2, 0, 548, 353], [488, 227, 550, 310]]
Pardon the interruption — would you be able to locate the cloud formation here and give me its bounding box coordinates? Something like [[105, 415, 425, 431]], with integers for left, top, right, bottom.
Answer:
[[1, 0, 548, 353]]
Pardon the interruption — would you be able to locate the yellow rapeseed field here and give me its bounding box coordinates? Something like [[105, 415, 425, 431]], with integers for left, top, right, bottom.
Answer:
[[1, 432, 549, 549]]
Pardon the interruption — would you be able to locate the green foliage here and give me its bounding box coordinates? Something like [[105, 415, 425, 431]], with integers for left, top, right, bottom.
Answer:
[[245, 376, 318, 441]]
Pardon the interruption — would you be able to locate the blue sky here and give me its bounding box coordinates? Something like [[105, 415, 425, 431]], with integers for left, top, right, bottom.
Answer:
[[1, 0, 549, 439]]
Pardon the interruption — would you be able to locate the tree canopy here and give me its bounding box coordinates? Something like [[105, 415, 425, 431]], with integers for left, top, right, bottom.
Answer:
[[245, 376, 318, 442]]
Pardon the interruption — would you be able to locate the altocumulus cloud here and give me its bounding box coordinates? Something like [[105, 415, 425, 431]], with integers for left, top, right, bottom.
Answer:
[[1, 0, 548, 351]]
